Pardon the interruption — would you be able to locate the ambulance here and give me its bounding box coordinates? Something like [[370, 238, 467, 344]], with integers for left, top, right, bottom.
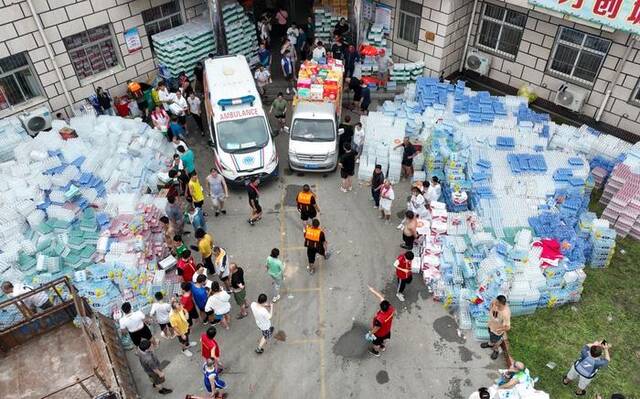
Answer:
[[203, 55, 278, 183]]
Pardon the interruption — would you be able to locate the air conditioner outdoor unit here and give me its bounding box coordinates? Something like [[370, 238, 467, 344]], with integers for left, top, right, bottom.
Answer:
[[554, 85, 588, 113], [18, 106, 52, 137], [465, 48, 492, 76]]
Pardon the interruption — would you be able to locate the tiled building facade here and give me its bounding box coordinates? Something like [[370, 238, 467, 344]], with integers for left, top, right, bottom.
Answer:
[[0, 0, 206, 119], [380, 0, 640, 136]]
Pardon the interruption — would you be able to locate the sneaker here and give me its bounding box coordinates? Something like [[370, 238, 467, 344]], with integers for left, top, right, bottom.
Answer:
[[182, 349, 193, 357], [248, 219, 255, 226], [255, 347, 264, 354], [215, 212, 220, 217], [368, 348, 380, 357], [324, 252, 331, 260], [272, 295, 280, 303], [490, 350, 499, 360], [221, 210, 227, 215], [286, 88, 290, 94], [189, 341, 197, 347], [347, 187, 352, 191], [373, 205, 378, 209], [396, 224, 404, 230], [340, 187, 347, 193], [480, 342, 491, 349], [396, 293, 405, 302], [159, 388, 173, 395]]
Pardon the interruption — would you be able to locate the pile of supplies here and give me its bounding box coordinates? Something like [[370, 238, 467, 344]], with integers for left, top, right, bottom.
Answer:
[[296, 59, 344, 109], [222, 1, 259, 66], [313, 7, 345, 44]]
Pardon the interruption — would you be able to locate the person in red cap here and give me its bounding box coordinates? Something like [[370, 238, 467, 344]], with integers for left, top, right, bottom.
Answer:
[[376, 49, 393, 89], [367, 285, 396, 357]]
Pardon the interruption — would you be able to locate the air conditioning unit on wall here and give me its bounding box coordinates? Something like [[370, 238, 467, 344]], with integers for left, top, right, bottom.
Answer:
[[18, 106, 52, 137], [554, 84, 588, 113], [465, 48, 492, 76]]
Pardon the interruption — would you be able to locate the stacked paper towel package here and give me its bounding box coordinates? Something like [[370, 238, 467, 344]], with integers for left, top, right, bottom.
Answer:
[[152, 16, 216, 79], [0, 114, 178, 326], [358, 77, 629, 339], [222, 1, 259, 67], [313, 7, 345, 44]]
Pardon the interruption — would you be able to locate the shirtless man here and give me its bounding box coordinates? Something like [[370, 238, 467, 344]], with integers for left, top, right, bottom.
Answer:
[[481, 295, 513, 367], [160, 216, 176, 253], [401, 210, 418, 250]]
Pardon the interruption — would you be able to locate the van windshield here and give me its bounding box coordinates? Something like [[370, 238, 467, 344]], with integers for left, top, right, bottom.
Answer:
[[216, 116, 270, 153], [291, 119, 335, 142]]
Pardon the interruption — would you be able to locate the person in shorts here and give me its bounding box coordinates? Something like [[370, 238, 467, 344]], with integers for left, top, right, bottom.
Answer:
[[251, 293, 274, 354], [203, 358, 226, 398], [136, 339, 172, 395], [563, 341, 611, 396], [296, 184, 320, 225], [169, 299, 195, 357], [150, 292, 173, 338], [378, 179, 395, 222], [481, 295, 512, 367], [367, 286, 395, 357], [206, 168, 228, 217], [281, 49, 295, 94], [394, 137, 417, 179], [270, 92, 288, 134], [230, 263, 249, 318], [179, 281, 200, 326], [213, 246, 231, 292], [205, 281, 231, 330], [119, 302, 153, 347], [339, 143, 356, 192], [247, 177, 262, 225], [303, 219, 329, 275]]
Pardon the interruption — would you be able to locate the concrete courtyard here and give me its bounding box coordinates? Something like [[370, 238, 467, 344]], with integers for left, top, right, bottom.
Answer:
[[126, 102, 503, 399]]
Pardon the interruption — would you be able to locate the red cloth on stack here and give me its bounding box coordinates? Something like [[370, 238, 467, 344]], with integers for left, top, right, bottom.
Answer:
[[532, 239, 563, 268]]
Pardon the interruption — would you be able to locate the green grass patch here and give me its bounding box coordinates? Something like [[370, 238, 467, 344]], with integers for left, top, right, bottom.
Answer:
[[509, 190, 640, 398]]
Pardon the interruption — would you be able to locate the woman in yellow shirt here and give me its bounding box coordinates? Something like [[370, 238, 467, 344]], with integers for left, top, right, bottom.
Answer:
[[188, 172, 205, 209], [169, 300, 195, 357]]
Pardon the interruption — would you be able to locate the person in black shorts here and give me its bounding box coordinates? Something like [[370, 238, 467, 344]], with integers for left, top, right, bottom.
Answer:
[[339, 143, 356, 192], [394, 137, 417, 179], [303, 218, 329, 274], [247, 177, 262, 225], [347, 76, 362, 110], [296, 184, 320, 225], [119, 301, 153, 347]]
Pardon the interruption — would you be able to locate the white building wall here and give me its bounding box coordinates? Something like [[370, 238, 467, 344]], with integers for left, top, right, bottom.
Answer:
[[377, 0, 640, 135], [0, 0, 206, 119]]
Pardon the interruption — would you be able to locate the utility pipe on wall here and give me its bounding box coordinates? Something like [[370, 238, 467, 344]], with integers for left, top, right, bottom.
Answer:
[[25, 0, 75, 115], [595, 35, 637, 122], [459, 0, 479, 73]]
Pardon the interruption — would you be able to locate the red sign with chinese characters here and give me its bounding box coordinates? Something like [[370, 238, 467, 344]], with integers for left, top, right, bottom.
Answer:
[[529, 0, 640, 33]]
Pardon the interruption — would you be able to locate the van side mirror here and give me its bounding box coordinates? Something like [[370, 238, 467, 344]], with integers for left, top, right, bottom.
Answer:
[[338, 128, 345, 135]]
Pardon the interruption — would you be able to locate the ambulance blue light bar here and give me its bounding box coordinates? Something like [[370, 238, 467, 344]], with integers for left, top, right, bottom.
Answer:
[[217, 95, 255, 110]]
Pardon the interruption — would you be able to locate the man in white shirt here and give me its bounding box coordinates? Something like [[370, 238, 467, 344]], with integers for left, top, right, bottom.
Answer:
[[312, 41, 327, 63], [187, 92, 204, 135], [427, 176, 442, 203], [150, 292, 173, 338], [250, 293, 274, 354], [2, 281, 52, 316], [119, 301, 153, 347], [376, 49, 393, 88], [254, 65, 272, 98], [286, 23, 299, 50], [157, 82, 174, 111]]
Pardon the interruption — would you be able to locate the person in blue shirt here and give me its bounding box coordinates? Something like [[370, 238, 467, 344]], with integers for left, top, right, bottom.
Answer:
[[191, 274, 209, 321], [258, 42, 271, 69], [281, 49, 295, 95], [177, 145, 196, 174], [169, 116, 185, 140], [563, 340, 611, 396]]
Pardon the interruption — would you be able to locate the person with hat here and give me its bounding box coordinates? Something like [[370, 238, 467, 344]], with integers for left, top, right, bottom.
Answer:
[[296, 184, 320, 226], [303, 218, 329, 275], [376, 49, 393, 89]]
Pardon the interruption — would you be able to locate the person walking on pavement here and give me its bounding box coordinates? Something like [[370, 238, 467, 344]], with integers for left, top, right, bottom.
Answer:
[[481, 295, 513, 367], [119, 302, 153, 347], [379, 179, 395, 222], [370, 164, 385, 209], [187, 171, 205, 210], [206, 168, 228, 217], [281, 49, 296, 95], [251, 293, 274, 354], [394, 251, 414, 302], [247, 177, 263, 225], [230, 263, 249, 319], [304, 218, 329, 275], [200, 326, 223, 371], [187, 92, 204, 135], [339, 143, 356, 192], [193, 228, 214, 274], [254, 64, 272, 98], [213, 246, 231, 292], [150, 292, 173, 339], [136, 339, 173, 395], [563, 340, 611, 396], [168, 299, 195, 357], [203, 358, 227, 398], [266, 248, 285, 302], [296, 184, 320, 226], [367, 286, 395, 357], [270, 92, 288, 135]]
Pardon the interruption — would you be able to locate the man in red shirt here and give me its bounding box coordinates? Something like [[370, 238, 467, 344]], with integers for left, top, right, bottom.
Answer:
[[179, 282, 199, 326], [394, 251, 414, 302], [177, 250, 197, 282], [367, 286, 395, 357], [200, 326, 222, 371]]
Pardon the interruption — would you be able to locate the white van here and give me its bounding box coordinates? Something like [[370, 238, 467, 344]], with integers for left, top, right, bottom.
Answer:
[[203, 55, 278, 183]]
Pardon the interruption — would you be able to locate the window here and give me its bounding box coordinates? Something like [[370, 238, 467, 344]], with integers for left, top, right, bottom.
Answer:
[[548, 27, 611, 85], [476, 4, 526, 58], [142, 0, 182, 52], [0, 53, 42, 111], [63, 25, 120, 80], [631, 81, 640, 106], [397, 0, 421, 46]]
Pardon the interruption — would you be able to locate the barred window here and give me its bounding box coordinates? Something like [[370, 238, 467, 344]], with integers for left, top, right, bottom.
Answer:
[[476, 4, 526, 58], [142, 0, 182, 52], [397, 0, 421, 45], [0, 53, 42, 110], [63, 25, 120, 80], [549, 27, 611, 85]]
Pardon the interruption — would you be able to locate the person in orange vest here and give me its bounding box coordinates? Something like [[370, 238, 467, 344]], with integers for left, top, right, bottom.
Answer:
[[367, 285, 395, 357], [303, 218, 329, 275], [296, 184, 320, 226]]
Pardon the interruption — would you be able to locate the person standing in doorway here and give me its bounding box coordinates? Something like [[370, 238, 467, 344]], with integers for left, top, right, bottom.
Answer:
[[563, 340, 611, 396], [367, 286, 395, 357], [339, 143, 356, 192], [379, 179, 395, 222], [270, 92, 288, 135], [281, 49, 296, 95], [480, 295, 512, 366], [136, 339, 173, 395], [370, 164, 384, 209], [206, 168, 228, 217], [230, 263, 249, 319], [394, 251, 414, 302], [119, 302, 153, 347], [296, 184, 320, 226], [394, 137, 417, 180], [247, 177, 263, 225], [303, 219, 329, 275], [251, 293, 274, 354], [168, 299, 195, 357], [266, 248, 285, 302]]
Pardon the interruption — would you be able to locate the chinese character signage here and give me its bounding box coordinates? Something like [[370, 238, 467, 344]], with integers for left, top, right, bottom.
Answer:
[[529, 0, 640, 34]]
